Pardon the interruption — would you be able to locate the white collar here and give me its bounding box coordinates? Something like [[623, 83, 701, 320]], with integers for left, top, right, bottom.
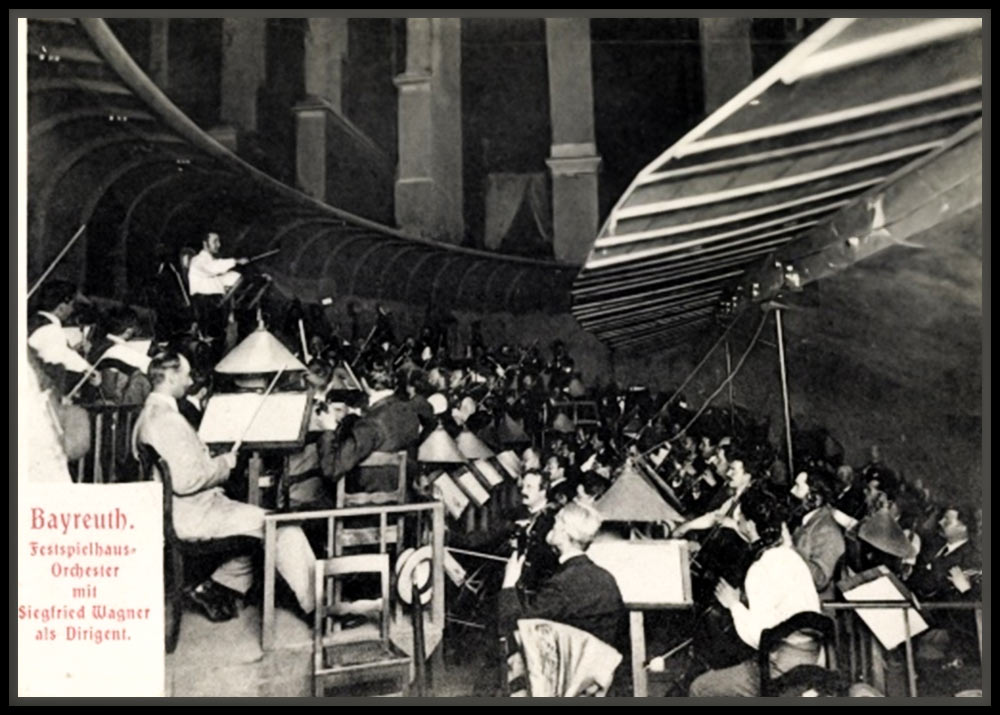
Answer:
[[107, 334, 129, 345], [943, 538, 969, 556], [147, 391, 180, 412], [559, 550, 584, 564], [368, 389, 395, 406], [37, 311, 62, 327]]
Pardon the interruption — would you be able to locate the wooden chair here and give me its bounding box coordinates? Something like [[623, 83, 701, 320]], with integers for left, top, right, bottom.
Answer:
[[313, 553, 412, 697], [336, 450, 408, 507], [333, 451, 408, 553], [500, 620, 622, 697], [758, 611, 836, 697], [136, 443, 258, 654]]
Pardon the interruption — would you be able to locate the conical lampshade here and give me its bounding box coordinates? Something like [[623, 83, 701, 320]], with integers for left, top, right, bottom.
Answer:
[[456, 428, 495, 460], [596, 464, 684, 525], [859, 511, 915, 560], [216, 327, 306, 374], [418, 425, 467, 464], [566, 377, 587, 398], [497, 413, 530, 446], [551, 411, 576, 434]]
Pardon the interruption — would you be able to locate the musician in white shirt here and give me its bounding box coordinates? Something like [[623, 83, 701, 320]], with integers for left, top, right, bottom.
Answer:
[[690, 480, 822, 697], [187, 232, 248, 358], [28, 280, 99, 389]]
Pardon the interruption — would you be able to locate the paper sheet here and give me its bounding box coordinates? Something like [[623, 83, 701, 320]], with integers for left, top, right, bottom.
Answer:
[[496, 451, 522, 480], [841, 572, 929, 650], [473, 459, 505, 488], [456, 470, 491, 507], [198, 392, 309, 445], [587, 539, 691, 607], [432, 472, 470, 519]]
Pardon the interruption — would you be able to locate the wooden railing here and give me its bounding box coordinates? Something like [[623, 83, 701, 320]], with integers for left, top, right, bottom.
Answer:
[[262, 502, 446, 653], [822, 600, 982, 697]]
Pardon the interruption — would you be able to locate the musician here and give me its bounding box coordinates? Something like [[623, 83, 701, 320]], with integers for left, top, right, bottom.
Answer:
[[133, 351, 315, 622], [28, 280, 99, 393], [673, 446, 756, 541], [789, 470, 846, 598], [87, 307, 152, 405], [908, 504, 981, 601], [152, 245, 197, 342], [689, 481, 822, 697], [834, 465, 867, 521], [499, 500, 627, 659], [512, 470, 560, 598], [908, 504, 981, 667], [188, 231, 248, 358], [318, 357, 421, 493]]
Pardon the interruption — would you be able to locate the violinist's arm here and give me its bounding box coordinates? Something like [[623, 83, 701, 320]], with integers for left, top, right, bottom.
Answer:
[[674, 509, 722, 538]]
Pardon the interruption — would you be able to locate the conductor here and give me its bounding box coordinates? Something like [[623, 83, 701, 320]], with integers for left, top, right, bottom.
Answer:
[[188, 231, 248, 358]]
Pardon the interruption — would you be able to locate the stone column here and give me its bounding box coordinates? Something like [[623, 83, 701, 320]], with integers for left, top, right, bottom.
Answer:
[[304, 17, 349, 113], [394, 18, 464, 243], [148, 19, 169, 89], [220, 18, 267, 132], [699, 18, 753, 114], [544, 18, 601, 265], [294, 18, 350, 202]]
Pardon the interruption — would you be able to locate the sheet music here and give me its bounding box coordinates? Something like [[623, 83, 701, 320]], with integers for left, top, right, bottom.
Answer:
[[587, 539, 691, 607], [473, 459, 505, 488], [456, 469, 491, 507], [840, 571, 929, 651], [198, 392, 310, 445], [496, 450, 522, 480], [432, 471, 470, 519]]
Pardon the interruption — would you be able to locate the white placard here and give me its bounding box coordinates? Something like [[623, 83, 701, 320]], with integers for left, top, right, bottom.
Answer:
[[840, 569, 929, 651], [474, 459, 505, 488], [198, 392, 309, 445], [432, 472, 470, 519], [456, 469, 491, 507], [587, 539, 692, 607], [17, 483, 165, 697], [496, 450, 522, 480]]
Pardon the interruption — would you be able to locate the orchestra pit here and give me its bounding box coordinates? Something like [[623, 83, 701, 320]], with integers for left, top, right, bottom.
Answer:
[[23, 16, 983, 699]]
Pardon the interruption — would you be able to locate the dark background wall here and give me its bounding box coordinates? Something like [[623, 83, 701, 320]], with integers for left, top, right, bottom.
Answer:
[[89, 18, 983, 503]]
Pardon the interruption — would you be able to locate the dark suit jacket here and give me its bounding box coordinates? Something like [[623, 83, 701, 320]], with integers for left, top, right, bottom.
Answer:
[[320, 393, 421, 490], [793, 506, 846, 597], [835, 485, 867, 520], [499, 554, 627, 654], [908, 539, 981, 601]]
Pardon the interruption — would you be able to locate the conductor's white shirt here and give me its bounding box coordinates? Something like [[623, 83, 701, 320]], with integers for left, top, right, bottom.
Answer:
[[188, 249, 241, 296]]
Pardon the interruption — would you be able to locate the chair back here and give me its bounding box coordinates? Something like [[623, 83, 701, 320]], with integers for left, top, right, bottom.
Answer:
[[758, 611, 835, 696], [509, 619, 622, 697], [314, 553, 392, 646], [136, 442, 179, 545], [337, 451, 407, 507]]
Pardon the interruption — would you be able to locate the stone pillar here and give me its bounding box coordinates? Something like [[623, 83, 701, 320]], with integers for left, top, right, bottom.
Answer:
[[394, 18, 463, 243], [699, 18, 753, 114], [294, 18, 350, 202], [544, 18, 601, 265], [220, 18, 266, 132], [304, 17, 349, 113], [148, 19, 169, 89]]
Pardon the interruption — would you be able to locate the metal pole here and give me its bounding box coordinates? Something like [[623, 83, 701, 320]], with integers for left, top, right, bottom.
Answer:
[[774, 309, 794, 478], [725, 340, 735, 432]]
